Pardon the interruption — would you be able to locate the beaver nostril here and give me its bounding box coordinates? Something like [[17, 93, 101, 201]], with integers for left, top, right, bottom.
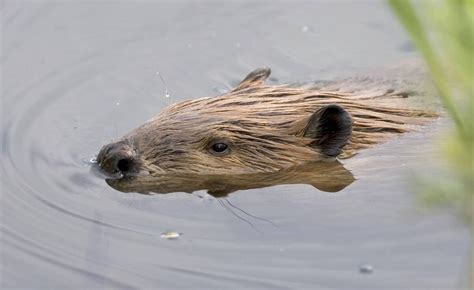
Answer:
[[116, 158, 135, 173]]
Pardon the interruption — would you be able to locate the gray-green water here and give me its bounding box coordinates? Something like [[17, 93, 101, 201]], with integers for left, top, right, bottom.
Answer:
[[1, 1, 469, 289]]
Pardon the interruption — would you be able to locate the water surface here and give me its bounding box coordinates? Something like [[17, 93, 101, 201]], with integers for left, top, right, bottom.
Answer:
[[1, 1, 469, 289]]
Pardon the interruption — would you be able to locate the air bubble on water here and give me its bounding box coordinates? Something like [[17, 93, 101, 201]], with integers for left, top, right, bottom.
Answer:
[[235, 42, 241, 48], [116, 102, 120, 106], [301, 25, 310, 32]]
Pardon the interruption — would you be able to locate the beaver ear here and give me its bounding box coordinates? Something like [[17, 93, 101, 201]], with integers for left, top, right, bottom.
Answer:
[[232, 67, 271, 92], [303, 104, 352, 157]]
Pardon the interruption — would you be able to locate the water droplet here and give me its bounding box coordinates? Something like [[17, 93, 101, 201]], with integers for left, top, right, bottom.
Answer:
[[235, 42, 241, 48], [116, 102, 120, 106], [301, 25, 310, 32], [165, 92, 170, 98], [160, 231, 181, 240], [359, 264, 374, 274], [83, 157, 97, 165], [213, 86, 228, 95]]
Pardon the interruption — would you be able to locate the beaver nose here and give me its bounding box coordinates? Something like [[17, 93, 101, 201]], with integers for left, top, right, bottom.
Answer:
[[97, 142, 139, 177]]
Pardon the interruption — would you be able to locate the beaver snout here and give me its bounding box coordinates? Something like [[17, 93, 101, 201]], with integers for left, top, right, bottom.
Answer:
[[97, 141, 140, 177]]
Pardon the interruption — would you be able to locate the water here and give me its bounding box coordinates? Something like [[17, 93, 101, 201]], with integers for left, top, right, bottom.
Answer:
[[1, 1, 469, 289]]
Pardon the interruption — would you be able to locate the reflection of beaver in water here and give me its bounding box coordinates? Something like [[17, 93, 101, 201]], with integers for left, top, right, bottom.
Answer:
[[97, 66, 436, 196]]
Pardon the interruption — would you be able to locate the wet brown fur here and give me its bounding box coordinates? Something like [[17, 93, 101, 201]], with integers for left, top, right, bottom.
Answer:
[[99, 67, 437, 194], [124, 68, 435, 172]]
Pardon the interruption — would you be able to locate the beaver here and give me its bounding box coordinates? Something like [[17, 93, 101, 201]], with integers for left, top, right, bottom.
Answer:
[[97, 66, 436, 196]]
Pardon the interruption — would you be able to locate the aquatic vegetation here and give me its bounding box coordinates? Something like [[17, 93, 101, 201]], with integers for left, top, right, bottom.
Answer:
[[160, 231, 182, 240], [389, 0, 473, 287], [389, 0, 473, 218]]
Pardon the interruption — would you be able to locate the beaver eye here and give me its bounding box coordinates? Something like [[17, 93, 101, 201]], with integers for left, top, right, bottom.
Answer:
[[209, 142, 230, 155]]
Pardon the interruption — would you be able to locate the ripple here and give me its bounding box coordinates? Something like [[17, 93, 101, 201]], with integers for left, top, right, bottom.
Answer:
[[1, 1, 468, 289]]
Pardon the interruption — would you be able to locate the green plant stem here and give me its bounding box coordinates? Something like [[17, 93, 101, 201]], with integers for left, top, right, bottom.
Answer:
[[388, 0, 466, 137]]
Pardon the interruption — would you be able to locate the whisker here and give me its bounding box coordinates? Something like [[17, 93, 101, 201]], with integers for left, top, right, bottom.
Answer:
[[156, 71, 170, 98], [190, 192, 204, 199], [113, 123, 118, 140], [224, 198, 278, 227], [218, 199, 260, 233]]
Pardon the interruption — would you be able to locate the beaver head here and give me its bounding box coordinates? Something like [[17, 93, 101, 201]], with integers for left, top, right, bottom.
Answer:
[[97, 67, 434, 195]]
